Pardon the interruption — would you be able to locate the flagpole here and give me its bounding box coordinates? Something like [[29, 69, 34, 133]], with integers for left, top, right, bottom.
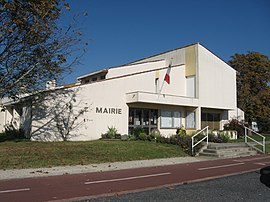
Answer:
[[159, 60, 172, 98], [159, 78, 165, 97]]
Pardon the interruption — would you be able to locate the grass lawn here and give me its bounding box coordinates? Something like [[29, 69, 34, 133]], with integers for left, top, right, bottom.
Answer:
[[265, 144, 270, 153], [229, 134, 270, 143], [0, 140, 187, 169], [229, 134, 270, 153]]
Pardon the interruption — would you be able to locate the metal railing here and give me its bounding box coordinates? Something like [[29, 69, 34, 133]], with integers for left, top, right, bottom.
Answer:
[[191, 126, 209, 155], [244, 126, 265, 153]]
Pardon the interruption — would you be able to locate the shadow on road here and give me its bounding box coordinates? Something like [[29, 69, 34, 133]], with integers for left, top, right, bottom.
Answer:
[[260, 166, 270, 188]]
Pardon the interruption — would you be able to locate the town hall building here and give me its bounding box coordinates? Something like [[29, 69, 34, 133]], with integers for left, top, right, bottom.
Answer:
[[0, 43, 244, 141]]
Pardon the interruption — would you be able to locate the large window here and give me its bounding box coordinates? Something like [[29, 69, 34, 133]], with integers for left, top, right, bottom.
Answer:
[[186, 111, 196, 129], [201, 112, 220, 130], [160, 110, 181, 128], [129, 108, 158, 135]]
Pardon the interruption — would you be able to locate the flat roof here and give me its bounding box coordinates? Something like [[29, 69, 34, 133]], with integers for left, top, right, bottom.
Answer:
[[76, 43, 199, 80], [77, 69, 108, 81]]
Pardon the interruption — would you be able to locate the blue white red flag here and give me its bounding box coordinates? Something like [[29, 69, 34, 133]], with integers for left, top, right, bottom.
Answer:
[[164, 64, 171, 84]]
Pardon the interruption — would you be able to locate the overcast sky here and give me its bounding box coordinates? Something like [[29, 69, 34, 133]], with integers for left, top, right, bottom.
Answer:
[[61, 0, 270, 84]]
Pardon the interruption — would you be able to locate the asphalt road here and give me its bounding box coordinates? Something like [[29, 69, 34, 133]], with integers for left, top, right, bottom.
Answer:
[[87, 171, 270, 202], [0, 154, 270, 202]]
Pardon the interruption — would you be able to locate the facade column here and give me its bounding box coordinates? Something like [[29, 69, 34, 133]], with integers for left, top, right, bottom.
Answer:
[[195, 106, 201, 130]]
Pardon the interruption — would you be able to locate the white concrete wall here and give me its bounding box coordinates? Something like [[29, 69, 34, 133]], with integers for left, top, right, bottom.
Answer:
[[228, 108, 245, 120], [31, 89, 93, 141], [84, 62, 188, 138], [198, 45, 237, 110], [130, 48, 185, 67], [12, 107, 21, 129], [21, 104, 32, 137], [107, 60, 165, 78], [0, 106, 13, 132], [0, 107, 7, 132], [31, 60, 189, 141], [5, 43, 239, 141]]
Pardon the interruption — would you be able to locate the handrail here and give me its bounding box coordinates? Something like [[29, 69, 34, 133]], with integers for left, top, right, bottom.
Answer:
[[244, 126, 265, 153], [191, 126, 209, 155]]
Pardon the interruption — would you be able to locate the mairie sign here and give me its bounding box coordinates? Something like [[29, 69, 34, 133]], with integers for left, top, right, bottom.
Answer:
[[96, 107, 122, 114]]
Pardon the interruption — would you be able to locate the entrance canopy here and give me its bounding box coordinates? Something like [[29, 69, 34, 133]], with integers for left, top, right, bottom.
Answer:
[[126, 91, 199, 107]]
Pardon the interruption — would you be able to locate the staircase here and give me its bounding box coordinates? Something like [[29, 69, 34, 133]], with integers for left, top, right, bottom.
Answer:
[[199, 142, 258, 158]]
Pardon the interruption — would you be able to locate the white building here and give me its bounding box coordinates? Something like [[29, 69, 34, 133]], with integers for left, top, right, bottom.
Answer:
[[0, 43, 244, 141]]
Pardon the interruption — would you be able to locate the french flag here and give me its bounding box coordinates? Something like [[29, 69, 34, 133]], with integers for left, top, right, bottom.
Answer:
[[164, 64, 171, 84]]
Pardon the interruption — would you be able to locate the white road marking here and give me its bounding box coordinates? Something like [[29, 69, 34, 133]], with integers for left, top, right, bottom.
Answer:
[[233, 156, 270, 163], [254, 161, 270, 166], [0, 188, 30, 194], [84, 172, 171, 185], [198, 163, 245, 171], [254, 162, 266, 166]]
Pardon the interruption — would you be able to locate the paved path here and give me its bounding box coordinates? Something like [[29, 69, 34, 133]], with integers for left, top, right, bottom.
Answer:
[[0, 154, 269, 202], [0, 156, 207, 180]]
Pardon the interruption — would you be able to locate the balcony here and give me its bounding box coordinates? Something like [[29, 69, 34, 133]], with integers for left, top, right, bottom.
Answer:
[[126, 91, 199, 107]]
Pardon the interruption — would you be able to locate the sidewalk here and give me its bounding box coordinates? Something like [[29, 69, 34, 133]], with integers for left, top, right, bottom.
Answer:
[[0, 156, 210, 180]]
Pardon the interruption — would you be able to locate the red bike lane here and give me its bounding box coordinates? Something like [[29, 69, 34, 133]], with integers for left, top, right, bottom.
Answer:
[[0, 154, 269, 202]]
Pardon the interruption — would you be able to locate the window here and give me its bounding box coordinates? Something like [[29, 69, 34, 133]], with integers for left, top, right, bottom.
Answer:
[[155, 78, 159, 93], [92, 77, 97, 82], [174, 111, 181, 128], [129, 108, 158, 135], [134, 109, 142, 125], [186, 76, 195, 97], [161, 111, 172, 128], [160, 110, 182, 128], [186, 111, 195, 129], [201, 112, 220, 130]]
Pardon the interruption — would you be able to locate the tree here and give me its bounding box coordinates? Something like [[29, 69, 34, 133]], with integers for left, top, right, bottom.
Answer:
[[228, 52, 270, 130], [0, 0, 83, 99], [53, 90, 91, 141], [30, 87, 92, 141]]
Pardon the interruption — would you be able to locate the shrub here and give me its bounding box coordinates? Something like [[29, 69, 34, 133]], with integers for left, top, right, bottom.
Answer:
[[154, 133, 193, 154], [193, 133, 206, 143], [107, 126, 118, 139], [176, 134, 192, 155], [176, 127, 186, 136], [156, 135, 167, 144], [148, 133, 154, 141], [115, 133, 121, 139], [208, 132, 223, 143], [220, 132, 230, 143], [169, 135, 177, 145], [133, 127, 145, 140], [224, 118, 247, 137], [101, 126, 119, 139], [128, 134, 137, 141], [138, 133, 147, 141], [151, 128, 160, 136], [149, 129, 161, 142], [1, 124, 27, 141], [101, 133, 107, 139]]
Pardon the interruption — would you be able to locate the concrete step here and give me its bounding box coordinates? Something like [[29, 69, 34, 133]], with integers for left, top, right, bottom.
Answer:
[[198, 142, 258, 158], [199, 150, 257, 158], [200, 149, 257, 156], [207, 143, 248, 150], [203, 147, 254, 154]]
